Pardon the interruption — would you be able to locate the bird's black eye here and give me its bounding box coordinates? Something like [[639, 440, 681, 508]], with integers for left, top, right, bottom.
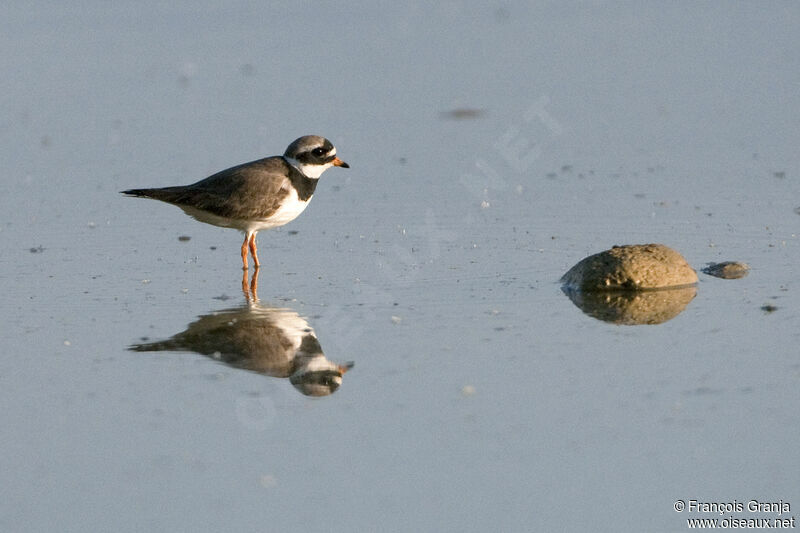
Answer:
[[311, 147, 326, 157]]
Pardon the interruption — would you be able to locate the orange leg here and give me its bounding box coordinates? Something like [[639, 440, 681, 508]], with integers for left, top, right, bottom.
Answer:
[[240, 234, 249, 270], [248, 233, 260, 269]]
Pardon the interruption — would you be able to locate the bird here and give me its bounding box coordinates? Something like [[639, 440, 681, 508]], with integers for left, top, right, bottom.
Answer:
[[121, 135, 349, 269]]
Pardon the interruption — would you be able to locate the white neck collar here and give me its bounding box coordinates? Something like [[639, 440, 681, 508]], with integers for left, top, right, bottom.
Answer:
[[285, 157, 331, 179]]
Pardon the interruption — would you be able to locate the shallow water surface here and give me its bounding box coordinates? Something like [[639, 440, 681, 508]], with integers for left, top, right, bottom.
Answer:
[[2, 2, 799, 532]]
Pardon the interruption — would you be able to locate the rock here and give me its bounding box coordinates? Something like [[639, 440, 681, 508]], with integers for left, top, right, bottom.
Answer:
[[561, 244, 697, 291], [702, 261, 749, 279]]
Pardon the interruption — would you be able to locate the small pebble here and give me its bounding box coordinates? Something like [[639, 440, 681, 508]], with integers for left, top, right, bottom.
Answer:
[[702, 261, 750, 279], [178, 235, 191, 242]]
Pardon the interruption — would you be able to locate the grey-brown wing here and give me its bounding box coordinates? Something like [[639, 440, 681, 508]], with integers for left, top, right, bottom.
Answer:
[[125, 156, 292, 220]]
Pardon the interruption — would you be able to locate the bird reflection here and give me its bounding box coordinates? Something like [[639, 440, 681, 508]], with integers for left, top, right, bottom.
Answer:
[[130, 270, 353, 396]]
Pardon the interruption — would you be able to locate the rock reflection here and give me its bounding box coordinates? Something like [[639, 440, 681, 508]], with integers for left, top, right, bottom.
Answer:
[[561, 286, 697, 325], [130, 270, 353, 396]]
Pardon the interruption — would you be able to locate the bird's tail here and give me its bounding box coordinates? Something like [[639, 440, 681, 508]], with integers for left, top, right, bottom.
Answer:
[[120, 187, 186, 202]]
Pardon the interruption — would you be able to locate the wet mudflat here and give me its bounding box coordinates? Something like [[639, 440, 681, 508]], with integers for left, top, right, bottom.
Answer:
[[1, 2, 798, 532]]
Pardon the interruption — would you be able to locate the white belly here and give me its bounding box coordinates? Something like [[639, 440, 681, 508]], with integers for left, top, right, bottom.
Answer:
[[178, 187, 311, 233]]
